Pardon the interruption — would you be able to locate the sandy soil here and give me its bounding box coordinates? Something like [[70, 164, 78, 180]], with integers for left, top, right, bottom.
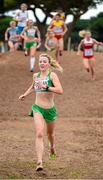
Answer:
[[0, 51, 103, 179]]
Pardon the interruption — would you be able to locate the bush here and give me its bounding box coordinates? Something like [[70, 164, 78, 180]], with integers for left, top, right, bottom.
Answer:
[[0, 16, 12, 41]]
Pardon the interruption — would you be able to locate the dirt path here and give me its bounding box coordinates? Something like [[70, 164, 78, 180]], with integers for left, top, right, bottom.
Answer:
[[0, 51, 103, 179]]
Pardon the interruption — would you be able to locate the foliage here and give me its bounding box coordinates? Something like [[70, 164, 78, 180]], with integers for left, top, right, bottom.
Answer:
[[0, 0, 4, 13], [2, 0, 103, 19], [90, 13, 103, 40], [71, 13, 103, 48], [71, 19, 90, 49], [0, 16, 12, 40], [75, 19, 90, 31], [4, 0, 17, 10], [0, 0, 103, 48]]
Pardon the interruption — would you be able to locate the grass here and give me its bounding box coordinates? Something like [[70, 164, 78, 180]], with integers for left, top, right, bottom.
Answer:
[[70, 170, 82, 178], [0, 160, 84, 179], [0, 161, 36, 179]]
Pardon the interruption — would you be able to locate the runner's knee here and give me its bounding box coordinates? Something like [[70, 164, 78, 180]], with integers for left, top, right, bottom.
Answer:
[[47, 131, 54, 138], [36, 130, 44, 138], [85, 68, 90, 72]]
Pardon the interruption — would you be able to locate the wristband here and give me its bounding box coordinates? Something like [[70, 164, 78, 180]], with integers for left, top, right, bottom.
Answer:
[[46, 86, 49, 91]]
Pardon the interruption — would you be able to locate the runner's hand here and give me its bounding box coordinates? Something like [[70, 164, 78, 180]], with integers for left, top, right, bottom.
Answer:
[[100, 42, 103, 45], [19, 94, 25, 100], [34, 38, 40, 43], [37, 83, 47, 89], [77, 51, 80, 56]]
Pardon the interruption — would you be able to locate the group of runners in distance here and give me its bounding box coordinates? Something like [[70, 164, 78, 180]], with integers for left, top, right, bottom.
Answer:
[[4, 3, 68, 71], [3, 3, 103, 171]]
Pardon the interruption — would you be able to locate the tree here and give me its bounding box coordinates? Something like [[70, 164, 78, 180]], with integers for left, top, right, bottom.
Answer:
[[0, 16, 12, 40], [0, 0, 4, 14], [71, 19, 90, 50], [90, 12, 103, 41], [2, 0, 103, 49]]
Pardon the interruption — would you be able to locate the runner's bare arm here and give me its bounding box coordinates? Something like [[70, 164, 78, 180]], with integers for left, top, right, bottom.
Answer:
[[19, 73, 37, 100], [35, 27, 41, 48], [48, 23, 53, 31], [5, 28, 9, 41], [77, 40, 84, 55], [20, 27, 27, 39], [93, 39, 103, 45], [13, 11, 20, 22], [44, 38, 51, 51], [48, 72, 63, 95]]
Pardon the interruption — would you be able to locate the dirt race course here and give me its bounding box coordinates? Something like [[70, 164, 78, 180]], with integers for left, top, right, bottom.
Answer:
[[0, 51, 103, 179]]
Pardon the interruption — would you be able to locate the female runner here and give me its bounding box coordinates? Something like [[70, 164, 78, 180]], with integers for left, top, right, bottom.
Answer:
[[14, 3, 28, 49], [19, 53, 63, 171], [21, 19, 41, 72], [48, 13, 67, 62], [45, 29, 58, 60], [5, 21, 19, 52], [77, 30, 103, 80]]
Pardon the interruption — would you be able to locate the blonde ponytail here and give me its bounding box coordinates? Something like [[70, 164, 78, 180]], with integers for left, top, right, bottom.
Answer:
[[39, 53, 63, 73], [79, 30, 91, 38], [79, 30, 86, 38]]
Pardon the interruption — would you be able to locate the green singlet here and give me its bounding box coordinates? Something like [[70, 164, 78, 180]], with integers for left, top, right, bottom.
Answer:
[[34, 71, 54, 92]]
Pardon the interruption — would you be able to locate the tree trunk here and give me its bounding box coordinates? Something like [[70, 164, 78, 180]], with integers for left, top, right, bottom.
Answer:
[[64, 30, 71, 50], [33, 9, 48, 51], [64, 15, 80, 50]]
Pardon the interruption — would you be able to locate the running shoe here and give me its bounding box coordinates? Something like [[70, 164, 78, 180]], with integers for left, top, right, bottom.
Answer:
[[49, 146, 56, 160], [36, 162, 43, 171]]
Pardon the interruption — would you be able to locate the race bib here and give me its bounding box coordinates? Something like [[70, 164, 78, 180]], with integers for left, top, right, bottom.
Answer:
[[9, 28, 18, 40], [84, 49, 93, 56], [21, 16, 27, 21], [28, 29, 36, 37], [9, 30, 17, 37], [53, 26, 63, 33], [34, 77, 48, 91]]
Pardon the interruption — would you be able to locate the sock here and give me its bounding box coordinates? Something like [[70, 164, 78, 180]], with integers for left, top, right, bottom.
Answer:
[[30, 57, 35, 70]]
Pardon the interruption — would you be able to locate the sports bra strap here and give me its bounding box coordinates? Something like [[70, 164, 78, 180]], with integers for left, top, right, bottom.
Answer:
[[37, 71, 51, 78], [37, 72, 41, 77], [48, 71, 51, 78]]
